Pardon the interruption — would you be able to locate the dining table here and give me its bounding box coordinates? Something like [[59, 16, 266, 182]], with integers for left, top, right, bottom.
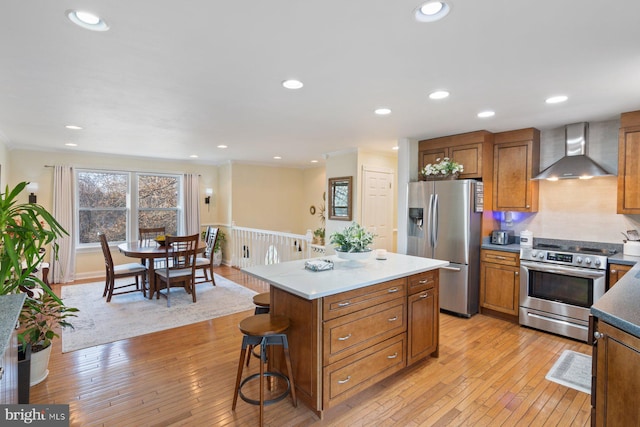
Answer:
[[117, 240, 206, 299]]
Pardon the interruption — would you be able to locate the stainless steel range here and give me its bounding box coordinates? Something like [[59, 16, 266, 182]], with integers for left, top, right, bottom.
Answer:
[[519, 243, 615, 342]]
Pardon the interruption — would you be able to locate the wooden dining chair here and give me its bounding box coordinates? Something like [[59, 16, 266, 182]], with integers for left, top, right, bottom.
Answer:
[[99, 232, 148, 302], [154, 234, 199, 307], [138, 226, 167, 284], [195, 226, 219, 285]]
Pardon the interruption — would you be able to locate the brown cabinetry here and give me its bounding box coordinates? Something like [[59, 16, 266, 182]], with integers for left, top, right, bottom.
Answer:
[[407, 270, 439, 365], [617, 110, 640, 214], [608, 263, 633, 289], [493, 128, 540, 212], [591, 318, 640, 426], [480, 249, 520, 317], [419, 130, 493, 180]]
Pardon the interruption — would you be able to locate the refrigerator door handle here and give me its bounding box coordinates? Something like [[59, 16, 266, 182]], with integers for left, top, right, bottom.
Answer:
[[441, 266, 462, 272], [432, 194, 439, 249], [428, 193, 435, 248]]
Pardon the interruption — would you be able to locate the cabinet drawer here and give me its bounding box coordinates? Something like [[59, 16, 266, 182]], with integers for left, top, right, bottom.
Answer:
[[323, 298, 406, 365], [323, 334, 406, 407], [407, 270, 437, 295], [481, 249, 519, 266], [323, 278, 406, 321]]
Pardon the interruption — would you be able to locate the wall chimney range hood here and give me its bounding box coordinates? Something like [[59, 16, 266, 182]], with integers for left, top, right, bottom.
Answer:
[[533, 122, 613, 181]]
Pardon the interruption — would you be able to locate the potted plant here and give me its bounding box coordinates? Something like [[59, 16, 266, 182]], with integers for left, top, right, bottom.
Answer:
[[213, 229, 226, 266], [19, 289, 77, 385], [329, 222, 376, 260], [0, 181, 77, 385], [421, 157, 464, 180], [313, 228, 325, 245]]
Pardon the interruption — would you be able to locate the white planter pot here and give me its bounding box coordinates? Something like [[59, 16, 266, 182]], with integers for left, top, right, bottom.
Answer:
[[30, 344, 52, 386], [213, 250, 222, 266]]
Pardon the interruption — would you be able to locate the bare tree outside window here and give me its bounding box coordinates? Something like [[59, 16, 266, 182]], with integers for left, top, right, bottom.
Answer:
[[138, 175, 179, 236], [78, 172, 128, 243], [77, 171, 182, 245]]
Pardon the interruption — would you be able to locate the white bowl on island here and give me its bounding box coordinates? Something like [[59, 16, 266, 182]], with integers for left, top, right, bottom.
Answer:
[[335, 249, 372, 261]]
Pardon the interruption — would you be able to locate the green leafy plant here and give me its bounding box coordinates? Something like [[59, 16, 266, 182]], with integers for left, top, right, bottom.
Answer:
[[313, 228, 325, 239], [0, 181, 77, 351], [329, 222, 376, 253], [214, 229, 226, 253], [19, 290, 78, 351]]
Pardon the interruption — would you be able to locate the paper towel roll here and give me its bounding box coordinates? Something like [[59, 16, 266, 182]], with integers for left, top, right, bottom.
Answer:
[[624, 241, 640, 256]]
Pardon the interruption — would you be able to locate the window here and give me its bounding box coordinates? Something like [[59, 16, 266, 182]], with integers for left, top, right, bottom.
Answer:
[[77, 170, 182, 246]]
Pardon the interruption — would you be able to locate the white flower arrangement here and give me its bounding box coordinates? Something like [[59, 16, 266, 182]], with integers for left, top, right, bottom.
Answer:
[[421, 157, 464, 177]]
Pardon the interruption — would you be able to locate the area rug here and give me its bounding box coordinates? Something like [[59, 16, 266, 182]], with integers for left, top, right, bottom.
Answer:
[[545, 349, 592, 394], [61, 274, 257, 353]]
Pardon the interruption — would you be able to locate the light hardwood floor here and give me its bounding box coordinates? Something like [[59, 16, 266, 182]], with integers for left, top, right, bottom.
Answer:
[[32, 266, 592, 426]]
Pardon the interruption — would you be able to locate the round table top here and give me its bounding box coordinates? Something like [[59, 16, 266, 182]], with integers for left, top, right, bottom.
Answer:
[[117, 241, 206, 258]]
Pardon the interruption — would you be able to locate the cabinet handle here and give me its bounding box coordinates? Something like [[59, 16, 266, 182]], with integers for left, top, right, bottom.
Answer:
[[611, 269, 617, 274], [388, 316, 398, 322], [418, 279, 428, 284], [387, 352, 399, 359], [337, 376, 351, 384], [338, 333, 352, 341], [420, 292, 429, 299], [387, 287, 399, 293], [514, 271, 519, 276], [494, 255, 507, 260], [337, 301, 350, 307], [594, 331, 604, 340], [526, 205, 530, 208]]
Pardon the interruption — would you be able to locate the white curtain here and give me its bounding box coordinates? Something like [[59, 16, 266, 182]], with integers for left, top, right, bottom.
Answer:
[[51, 165, 76, 283], [184, 174, 201, 236]]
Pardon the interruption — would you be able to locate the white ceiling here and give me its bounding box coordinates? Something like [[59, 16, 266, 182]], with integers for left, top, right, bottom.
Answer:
[[2, 1, 640, 168]]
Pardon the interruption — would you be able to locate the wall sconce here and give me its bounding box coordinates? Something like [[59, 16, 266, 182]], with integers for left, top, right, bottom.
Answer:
[[204, 188, 213, 211], [26, 182, 39, 204]]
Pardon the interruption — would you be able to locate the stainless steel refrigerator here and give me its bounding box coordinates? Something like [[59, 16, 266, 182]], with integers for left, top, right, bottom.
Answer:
[[407, 179, 482, 317]]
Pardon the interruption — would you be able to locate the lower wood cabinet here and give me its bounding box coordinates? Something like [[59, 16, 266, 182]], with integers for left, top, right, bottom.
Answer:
[[591, 318, 640, 426], [480, 249, 520, 317], [608, 263, 633, 289], [407, 270, 439, 365]]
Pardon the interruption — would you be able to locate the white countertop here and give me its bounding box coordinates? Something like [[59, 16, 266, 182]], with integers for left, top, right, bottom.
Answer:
[[242, 252, 449, 300]]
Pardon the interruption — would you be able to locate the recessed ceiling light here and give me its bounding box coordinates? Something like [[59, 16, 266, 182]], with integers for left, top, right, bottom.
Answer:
[[273, 156, 282, 160], [65, 125, 83, 130], [66, 10, 109, 31], [392, 146, 399, 151], [429, 90, 450, 100], [282, 79, 303, 90], [64, 143, 78, 147], [415, 1, 451, 22], [477, 110, 495, 118], [190, 154, 199, 158], [311, 160, 319, 163], [217, 144, 228, 149], [375, 108, 392, 115], [545, 95, 568, 104]]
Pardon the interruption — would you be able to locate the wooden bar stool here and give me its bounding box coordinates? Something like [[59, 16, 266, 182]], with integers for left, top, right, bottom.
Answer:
[[232, 314, 297, 426], [253, 292, 270, 314]]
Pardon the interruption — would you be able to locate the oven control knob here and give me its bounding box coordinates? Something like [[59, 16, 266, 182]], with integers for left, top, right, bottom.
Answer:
[[576, 257, 583, 263], [594, 259, 601, 267], [531, 251, 538, 258], [585, 258, 592, 265], [538, 252, 544, 259]]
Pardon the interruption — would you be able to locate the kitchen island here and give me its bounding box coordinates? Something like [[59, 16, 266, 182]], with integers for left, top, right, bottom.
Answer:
[[243, 253, 448, 417]]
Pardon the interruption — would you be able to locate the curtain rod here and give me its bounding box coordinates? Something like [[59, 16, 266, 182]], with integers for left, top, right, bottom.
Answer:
[[44, 165, 201, 176]]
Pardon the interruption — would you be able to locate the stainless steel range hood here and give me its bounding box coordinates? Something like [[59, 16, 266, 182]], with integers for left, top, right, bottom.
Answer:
[[533, 122, 613, 180]]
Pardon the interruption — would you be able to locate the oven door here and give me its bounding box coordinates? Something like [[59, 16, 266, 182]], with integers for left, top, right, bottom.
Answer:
[[519, 260, 606, 341]]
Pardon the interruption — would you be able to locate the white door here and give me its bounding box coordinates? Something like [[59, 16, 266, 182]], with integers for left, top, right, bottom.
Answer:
[[362, 167, 394, 251]]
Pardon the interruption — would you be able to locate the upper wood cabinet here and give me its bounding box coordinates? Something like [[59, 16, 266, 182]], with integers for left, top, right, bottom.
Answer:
[[492, 128, 540, 212], [419, 130, 493, 180], [617, 110, 640, 214]]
